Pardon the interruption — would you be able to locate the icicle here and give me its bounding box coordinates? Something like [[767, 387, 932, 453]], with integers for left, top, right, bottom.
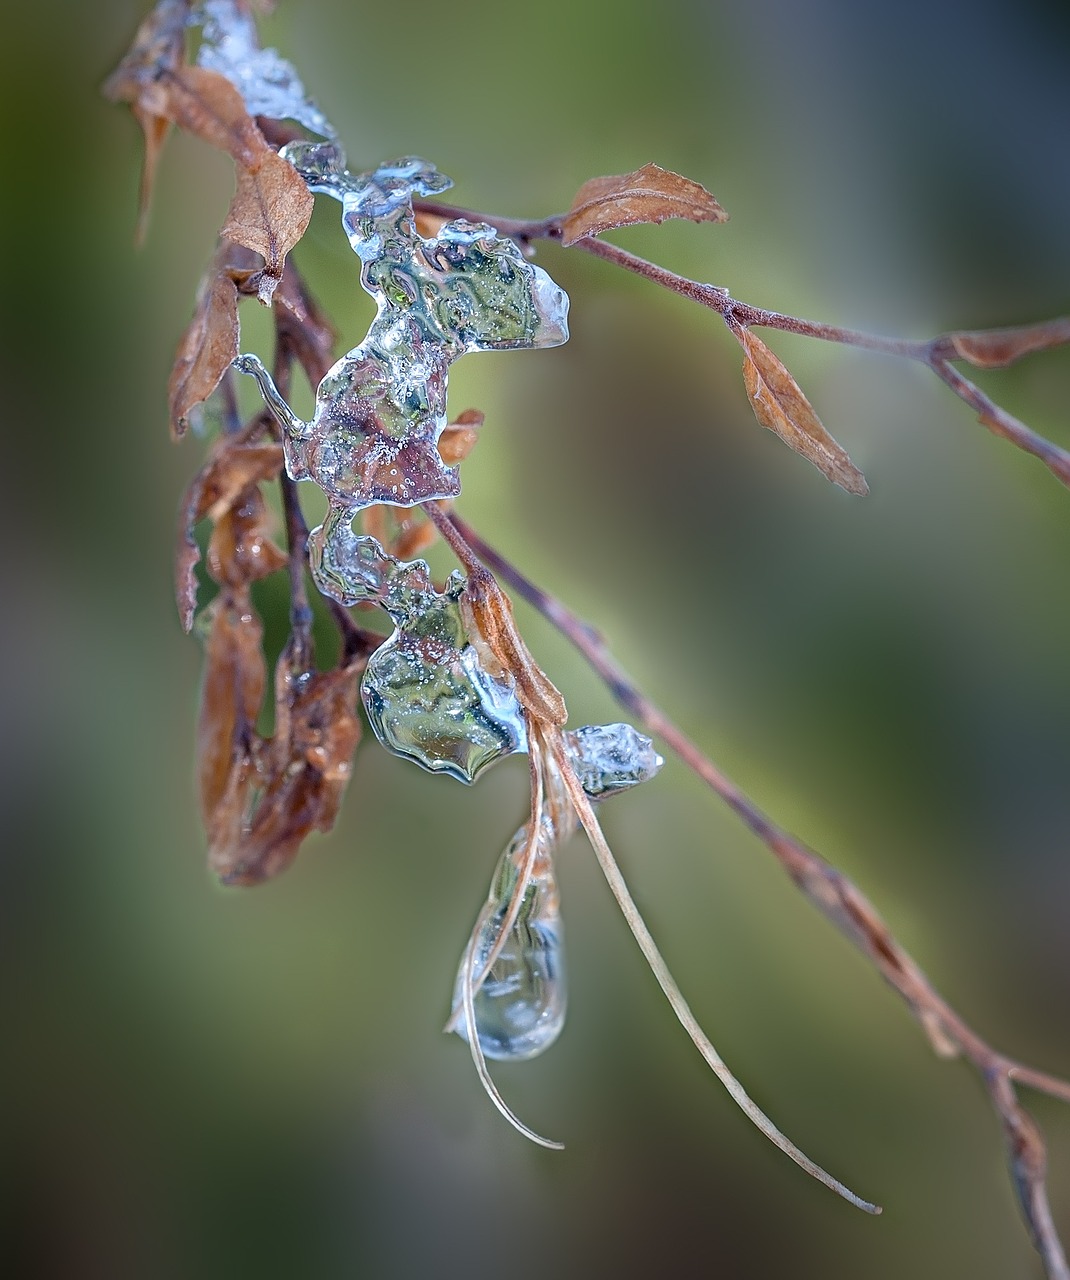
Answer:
[[451, 810, 568, 1061]]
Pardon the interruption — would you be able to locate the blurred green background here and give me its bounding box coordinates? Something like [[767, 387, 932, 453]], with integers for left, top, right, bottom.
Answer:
[[4, 0, 1070, 1276]]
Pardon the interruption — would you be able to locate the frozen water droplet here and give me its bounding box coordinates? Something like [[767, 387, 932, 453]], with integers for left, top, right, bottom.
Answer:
[[566, 723, 663, 797], [453, 821, 567, 1061]]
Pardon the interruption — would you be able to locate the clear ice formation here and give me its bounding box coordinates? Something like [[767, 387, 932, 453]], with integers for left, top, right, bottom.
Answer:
[[303, 519, 666, 793], [234, 140, 569, 617], [360, 551, 529, 784], [453, 769, 573, 1061], [453, 729, 663, 1061], [194, 0, 336, 137]]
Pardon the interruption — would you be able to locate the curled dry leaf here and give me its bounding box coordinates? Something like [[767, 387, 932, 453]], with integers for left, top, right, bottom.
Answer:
[[145, 65, 266, 169], [948, 318, 1070, 369], [221, 149, 314, 303], [198, 595, 267, 847], [209, 647, 365, 887], [273, 263, 337, 383], [735, 326, 869, 496], [169, 270, 240, 438], [124, 64, 314, 302], [175, 443, 285, 631], [562, 162, 728, 247], [438, 408, 485, 466], [101, 0, 187, 230], [206, 487, 289, 590], [461, 573, 567, 727]]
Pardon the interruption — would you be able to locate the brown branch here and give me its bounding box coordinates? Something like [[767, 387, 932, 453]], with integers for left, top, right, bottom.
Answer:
[[446, 509, 1070, 1280], [412, 197, 1070, 490]]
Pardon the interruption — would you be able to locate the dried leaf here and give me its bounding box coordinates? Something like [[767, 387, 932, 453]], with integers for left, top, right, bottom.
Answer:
[[113, 62, 313, 299], [949, 318, 1070, 369], [198, 595, 266, 839], [273, 263, 337, 383], [562, 163, 728, 247], [206, 488, 288, 590], [169, 270, 241, 438], [101, 0, 187, 108], [414, 210, 449, 240], [132, 106, 172, 244], [438, 408, 485, 465], [176, 443, 284, 631], [212, 650, 364, 886], [145, 65, 266, 169], [461, 576, 567, 727], [102, 0, 188, 234], [737, 327, 868, 496], [221, 148, 314, 302]]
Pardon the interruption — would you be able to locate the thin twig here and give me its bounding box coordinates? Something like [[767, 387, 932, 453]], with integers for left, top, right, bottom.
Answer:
[[412, 197, 1070, 489], [547, 729, 880, 1214], [448, 510, 1070, 1279]]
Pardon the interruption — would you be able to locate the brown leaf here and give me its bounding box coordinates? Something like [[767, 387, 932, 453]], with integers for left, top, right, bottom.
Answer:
[[414, 210, 449, 240], [144, 66, 266, 169], [132, 106, 172, 244], [102, 0, 188, 235], [114, 63, 313, 298], [273, 263, 337, 384], [168, 270, 241, 438], [562, 163, 728, 247], [461, 573, 568, 727], [438, 408, 485, 465], [221, 148, 314, 302], [737, 327, 868, 496], [198, 595, 267, 841], [948, 318, 1070, 368], [176, 443, 285, 630], [206, 488, 288, 590], [211, 649, 364, 886]]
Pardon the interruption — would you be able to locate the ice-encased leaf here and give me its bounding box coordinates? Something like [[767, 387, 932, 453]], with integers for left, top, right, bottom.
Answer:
[[195, 0, 336, 138], [335, 540, 527, 783]]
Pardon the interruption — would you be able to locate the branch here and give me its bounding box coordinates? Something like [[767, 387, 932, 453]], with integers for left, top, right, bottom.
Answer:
[[447, 510, 1070, 1280], [412, 196, 1070, 491]]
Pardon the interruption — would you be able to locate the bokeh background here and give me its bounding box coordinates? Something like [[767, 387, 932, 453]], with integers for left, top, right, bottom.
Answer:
[[4, 1, 1070, 1276]]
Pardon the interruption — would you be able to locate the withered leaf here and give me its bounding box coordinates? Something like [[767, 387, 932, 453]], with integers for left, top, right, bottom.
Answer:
[[461, 577, 567, 727], [198, 595, 267, 840], [144, 66, 266, 169], [737, 327, 868, 496], [221, 148, 314, 303], [562, 163, 728, 247], [211, 650, 364, 887], [132, 106, 172, 244], [169, 270, 240, 438], [122, 66, 313, 300], [176, 443, 284, 631], [948, 318, 1070, 369], [102, 0, 188, 235], [273, 262, 337, 384], [438, 408, 485, 465], [206, 488, 288, 591]]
